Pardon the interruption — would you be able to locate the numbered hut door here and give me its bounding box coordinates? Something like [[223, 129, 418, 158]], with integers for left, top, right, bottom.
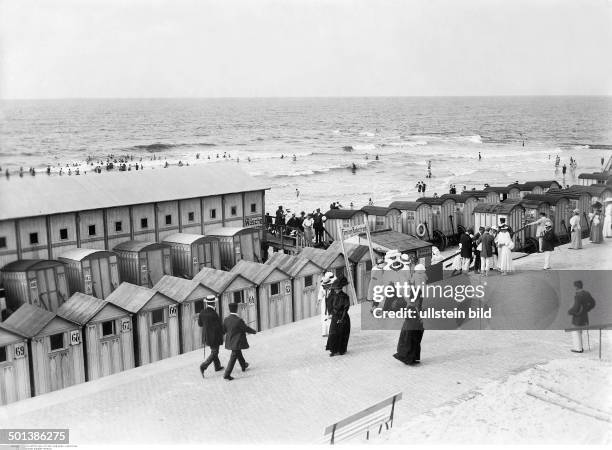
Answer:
[[149, 305, 174, 362], [241, 288, 258, 329], [98, 322, 123, 376], [90, 257, 112, 299]]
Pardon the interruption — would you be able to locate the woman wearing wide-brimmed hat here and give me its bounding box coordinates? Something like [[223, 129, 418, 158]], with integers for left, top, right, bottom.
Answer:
[[569, 208, 582, 249], [588, 208, 603, 244], [325, 276, 351, 356], [496, 224, 514, 274], [317, 272, 336, 337]]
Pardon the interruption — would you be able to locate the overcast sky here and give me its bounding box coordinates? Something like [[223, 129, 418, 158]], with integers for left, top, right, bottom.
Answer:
[[1, 0, 611, 98]]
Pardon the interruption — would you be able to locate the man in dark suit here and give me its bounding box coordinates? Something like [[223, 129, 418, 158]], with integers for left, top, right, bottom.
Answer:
[[568, 280, 596, 353], [459, 228, 473, 273], [478, 226, 495, 276], [472, 226, 485, 273], [198, 295, 225, 377], [223, 303, 257, 381]]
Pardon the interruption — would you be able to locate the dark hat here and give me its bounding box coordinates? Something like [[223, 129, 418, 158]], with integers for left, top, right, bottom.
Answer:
[[331, 276, 349, 289], [573, 280, 583, 289], [499, 224, 509, 230], [228, 303, 239, 313]]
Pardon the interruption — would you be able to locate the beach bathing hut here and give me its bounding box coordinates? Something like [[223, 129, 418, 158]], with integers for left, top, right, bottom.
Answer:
[[342, 242, 375, 303], [106, 283, 180, 366], [344, 229, 433, 267], [577, 172, 612, 186], [1, 304, 85, 396], [161, 233, 221, 278], [57, 292, 135, 381], [548, 188, 592, 231], [522, 193, 573, 239], [415, 197, 457, 249], [322, 209, 367, 243], [473, 200, 525, 249], [360, 206, 402, 233], [153, 275, 217, 353], [58, 248, 120, 300], [483, 186, 515, 201], [461, 189, 498, 204], [264, 252, 324, 322], [0, 325, 31, 405], [205, 227, 262, 270], [508, 181, 561, 197], [388, 201, 433, 238], [300, 242, 347, 279], [112, 241, 172, 288], [439, 193, 480, 232], [192, 267, 258, 330], [1, 259, 70, 313], [231, 260, 292, 331]]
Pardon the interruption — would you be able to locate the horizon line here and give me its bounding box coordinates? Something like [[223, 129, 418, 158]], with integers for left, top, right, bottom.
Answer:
[[2, 94, 612, 101]]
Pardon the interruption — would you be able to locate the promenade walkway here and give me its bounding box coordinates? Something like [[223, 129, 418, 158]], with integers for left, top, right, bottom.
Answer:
[[1, 237, 609, 445]]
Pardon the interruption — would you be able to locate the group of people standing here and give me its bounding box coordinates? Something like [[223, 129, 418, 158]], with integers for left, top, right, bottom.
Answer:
[[268, 206, 326, 246], [569, 206, 608, 249], [454, 223, 517, 275]]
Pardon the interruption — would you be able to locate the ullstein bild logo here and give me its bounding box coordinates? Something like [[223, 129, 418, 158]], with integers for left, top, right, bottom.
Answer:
[[361, 270, 611, 331]]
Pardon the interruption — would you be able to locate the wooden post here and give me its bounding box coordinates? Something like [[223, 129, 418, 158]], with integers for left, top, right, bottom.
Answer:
[[362, 220, 377, 267], [337, 223, 359, 306]]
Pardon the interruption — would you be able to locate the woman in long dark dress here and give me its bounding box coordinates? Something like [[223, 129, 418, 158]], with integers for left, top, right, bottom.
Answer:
[[393, 283, 424, 365], [325, 277, 351, 356]]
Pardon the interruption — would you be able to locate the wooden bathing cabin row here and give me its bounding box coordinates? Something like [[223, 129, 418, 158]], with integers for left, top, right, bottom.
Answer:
[[0, 165, 268, 272]]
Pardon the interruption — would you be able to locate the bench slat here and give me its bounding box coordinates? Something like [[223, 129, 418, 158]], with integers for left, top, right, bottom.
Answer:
[[323, 392, 402, 435]]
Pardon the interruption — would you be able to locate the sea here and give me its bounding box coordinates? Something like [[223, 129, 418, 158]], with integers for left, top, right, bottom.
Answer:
[[1, 97, 611, 215]]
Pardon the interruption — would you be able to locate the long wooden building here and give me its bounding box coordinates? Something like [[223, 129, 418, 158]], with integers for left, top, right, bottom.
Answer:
[[0, 165, 269, 276]]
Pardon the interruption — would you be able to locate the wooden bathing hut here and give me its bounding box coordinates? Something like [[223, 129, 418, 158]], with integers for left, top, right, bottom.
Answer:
[[342, 242, 375, 303], [153, 275, 217, 353], [522, 193, 573, 240], [264, 252, 324, 322], [577, 172, 612, 186], [321, 209, 367, 243], [548, 187, 593, 232], [388, 201, 433, 238], [300, 242, 347, 279], [1, 259, 70, 313], [1, 303, 85, 396], [205, 226, 262, 270], [231, 260, 292, 331], [360, 206, 402, 233], [192, 267, 258, 330], [461, 189, 498, 204], [0, 325, 31, 405], [58, 248, 120, 300], [483, 186, 515, 201], [439, 193, 480, 233], [112, 241, 172, 288], [344, 230, 433, 267], [473, 199, 525, 250], [57, 292, 135, 381], [162, 233, 221, 278], [415, 196, 457, 250], [507, 180, 561, 197], [106, 283, 180, 366]]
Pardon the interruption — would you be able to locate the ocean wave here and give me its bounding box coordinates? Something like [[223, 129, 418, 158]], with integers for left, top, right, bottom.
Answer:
[[381, 140, 428, 147], [359, 131, 375, 137], [131, 142, 216, 152]]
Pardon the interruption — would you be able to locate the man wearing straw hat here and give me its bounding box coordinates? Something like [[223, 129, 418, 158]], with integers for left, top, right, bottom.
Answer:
[[198, 295, 225, 378]]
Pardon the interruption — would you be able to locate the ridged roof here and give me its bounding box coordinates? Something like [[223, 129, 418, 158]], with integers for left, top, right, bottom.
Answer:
[[473, 199, 524, 214], [58, 248, 116, 262], [57, 292, 108, 325], [206, 226, 257, 237], [360, 206, 400, 216], [113, 240, 169, 253], [153, 275, 199, 302], [264, 252, 313, 276], [230, 260, 288, 285], [106, 282, 159, 313], [1, 259, 64, 273], [161, 233, 218, 245], [388, 201, 425, 211], [2, 304, 57, 337], [192, 267, 240, 293], [323, 209, 365, 219], [0, 165, 269, 221]]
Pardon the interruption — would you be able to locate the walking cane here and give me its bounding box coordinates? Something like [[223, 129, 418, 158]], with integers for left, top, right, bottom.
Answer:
[[586, 329, 591, 352]]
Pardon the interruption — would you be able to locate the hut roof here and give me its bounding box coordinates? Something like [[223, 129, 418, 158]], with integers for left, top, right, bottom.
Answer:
[[57, 248, 116, 261], [415, 196, 445, 205], [153, 275, 198, 302], [230, 260, 287, 284], [1, 304, 57, 337], [522, 193, 567, 205], [355, 230, 431, 253], [0, 325, 26, 345], [57, 293, 108, 325], [507, 180, 559, 190], [206, 226, 255, 237], [459, 190, 489, 198], [388, 201, 424, 211], [0, 165, 270, 221], [264, 252, 316, 276], [113, 241, 169, 253], [563, 184, 612, 196], [473, 199, 523, 214], [298, 247, 330, 268], [1, 259, 64, 273], [323, 209, 364, 219], [439, 194, 476, 202], [343, 242, 372, 263], [162, 233, 217, 245], [577, 172, 611, 182], [360, 206, 400, 216], [483, 186, 513, 193], [106, 283, 158, 313], [192, 267, 239, 293]]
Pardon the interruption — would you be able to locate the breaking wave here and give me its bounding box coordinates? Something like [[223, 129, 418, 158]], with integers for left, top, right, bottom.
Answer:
[[131, 142, 217, 152]]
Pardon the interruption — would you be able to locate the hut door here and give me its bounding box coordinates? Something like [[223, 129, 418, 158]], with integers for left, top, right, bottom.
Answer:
[[100, 335, 123, 377], [197, 243, 206, 270], [36, 268, 63, 312], [240, 233, 254, 261], [149, 323, 168, 363], [242, 288, 258, 329], [147, 250, 164, 287], [191, 302, 203, 349], [48, 349, 72, 392], [281, 280, 292, 325]]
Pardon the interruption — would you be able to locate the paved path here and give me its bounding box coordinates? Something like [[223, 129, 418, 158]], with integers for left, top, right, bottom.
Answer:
[[1, 237, 609, 445]]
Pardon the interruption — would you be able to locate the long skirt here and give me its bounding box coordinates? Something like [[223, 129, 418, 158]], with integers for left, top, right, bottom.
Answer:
[[571, 229, 582, 249], [394, 320, 424, 364], [326, 315, 351, 354], [590, 223, 603, 243], [604, 215, 612, 238], [499, 246, 513, 272], [321, 300, 329, 337]]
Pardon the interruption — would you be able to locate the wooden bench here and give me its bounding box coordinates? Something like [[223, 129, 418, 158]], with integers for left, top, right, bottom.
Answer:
[[564, 323, 612, 360], [322, 392, 402, 444]]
